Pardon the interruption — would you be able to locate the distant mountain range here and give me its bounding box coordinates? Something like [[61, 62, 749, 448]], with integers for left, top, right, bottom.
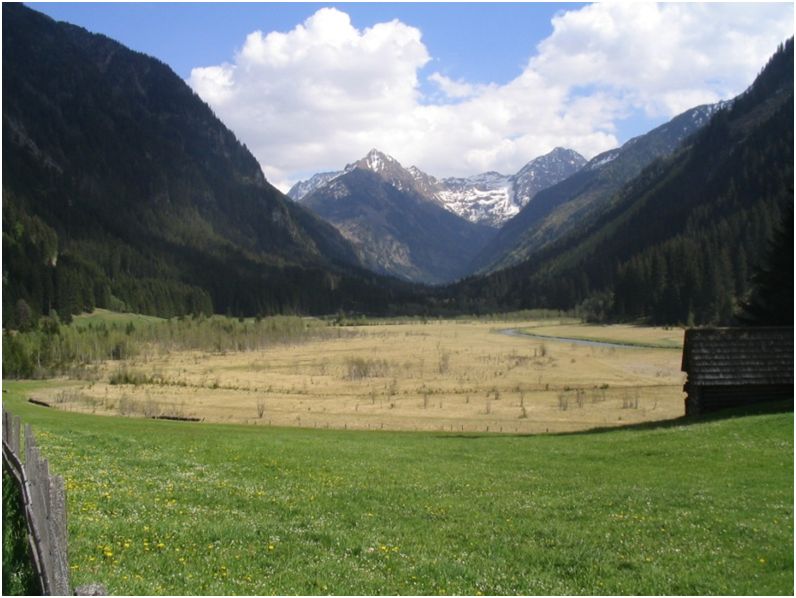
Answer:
[[288, 97, 724, 286], [288, 147, 587, 283], [289, 147, 586, 228]]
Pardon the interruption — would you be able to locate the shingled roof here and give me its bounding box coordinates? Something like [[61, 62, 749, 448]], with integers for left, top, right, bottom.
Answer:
[[681, 327, 794, 386]]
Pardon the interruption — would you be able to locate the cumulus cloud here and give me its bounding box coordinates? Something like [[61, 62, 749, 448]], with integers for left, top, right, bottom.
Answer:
[[531, 2, 793, 117], [189, 4, 793, 190]]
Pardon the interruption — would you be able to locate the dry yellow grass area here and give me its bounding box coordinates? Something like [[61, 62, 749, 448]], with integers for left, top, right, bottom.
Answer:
[[36, 320, 687, 434]]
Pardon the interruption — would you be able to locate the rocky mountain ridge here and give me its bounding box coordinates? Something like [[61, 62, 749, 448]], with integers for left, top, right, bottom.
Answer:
[[289, 147, 586, 227]]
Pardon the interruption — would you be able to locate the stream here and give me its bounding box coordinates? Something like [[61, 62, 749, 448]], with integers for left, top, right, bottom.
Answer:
[[497, 328, 654, 350]]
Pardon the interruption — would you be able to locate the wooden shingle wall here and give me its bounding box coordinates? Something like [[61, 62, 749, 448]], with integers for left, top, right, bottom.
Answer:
[[682, 327, 794, 415]]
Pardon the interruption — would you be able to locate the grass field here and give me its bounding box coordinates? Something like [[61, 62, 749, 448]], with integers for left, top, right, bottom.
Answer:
[[2, 381, 792, 595], [71, 309, 165, 329], [31, 320, 687, 434]]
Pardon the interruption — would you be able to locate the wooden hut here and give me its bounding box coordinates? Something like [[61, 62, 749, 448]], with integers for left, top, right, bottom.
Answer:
[[681, 327, 793, 415]]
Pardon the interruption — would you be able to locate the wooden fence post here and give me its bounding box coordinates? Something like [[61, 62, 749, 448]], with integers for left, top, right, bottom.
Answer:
[[3, 408, 75, 595], [49, 475, 70, 595]]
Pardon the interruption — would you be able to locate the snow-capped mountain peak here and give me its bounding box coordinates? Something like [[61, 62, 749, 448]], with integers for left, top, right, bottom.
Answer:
[[288, 146, 587, 227], [346, 148, 402, 174]]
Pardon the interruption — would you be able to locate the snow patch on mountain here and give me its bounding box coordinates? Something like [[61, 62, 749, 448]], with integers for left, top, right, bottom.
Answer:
[[433, 148, 587, 227], [436, 172, 515, 227]]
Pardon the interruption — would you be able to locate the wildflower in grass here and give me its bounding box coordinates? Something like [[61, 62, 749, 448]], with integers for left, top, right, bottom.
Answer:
[[268, 544, 275, 551], [157, 542, 165, 550]]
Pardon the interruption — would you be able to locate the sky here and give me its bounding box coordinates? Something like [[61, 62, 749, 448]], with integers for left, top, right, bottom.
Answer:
[[31, 2, 795, 192]]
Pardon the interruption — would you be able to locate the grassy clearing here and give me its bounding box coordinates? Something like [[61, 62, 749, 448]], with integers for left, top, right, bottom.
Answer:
[[71, 309, 165, 329], [32, 320, 686, 434], [2, 382, 792, 595]]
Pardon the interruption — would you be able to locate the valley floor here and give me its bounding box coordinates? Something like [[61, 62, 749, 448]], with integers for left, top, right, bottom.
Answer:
[[31, 320, 686, 434]]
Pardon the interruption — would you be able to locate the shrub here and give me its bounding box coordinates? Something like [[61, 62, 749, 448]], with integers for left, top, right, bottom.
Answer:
[[344, 357, 390, 380]]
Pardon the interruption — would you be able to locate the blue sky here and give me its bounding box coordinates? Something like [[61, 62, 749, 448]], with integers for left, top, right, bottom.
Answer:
[[28, 2, 794, 189], [32, 3, 583, 92]]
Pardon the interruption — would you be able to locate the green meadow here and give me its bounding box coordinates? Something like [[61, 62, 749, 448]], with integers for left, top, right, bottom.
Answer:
[[2, 381, 792, 595]]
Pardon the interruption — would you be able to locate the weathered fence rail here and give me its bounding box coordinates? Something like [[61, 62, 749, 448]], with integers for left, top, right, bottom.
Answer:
[[3, 407, 70, 595]]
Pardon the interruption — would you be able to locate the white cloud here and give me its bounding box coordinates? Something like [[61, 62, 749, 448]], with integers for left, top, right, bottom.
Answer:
[[428, 72, 483, 99], [532, 2, 793, 118], [189, 4, 794, 191]]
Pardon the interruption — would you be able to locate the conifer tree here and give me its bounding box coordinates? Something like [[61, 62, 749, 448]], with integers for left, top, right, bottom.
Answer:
[[737, 201, 794, 325]]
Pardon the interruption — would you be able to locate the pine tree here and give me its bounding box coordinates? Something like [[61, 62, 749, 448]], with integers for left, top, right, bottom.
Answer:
[[737, 202, 794, 325]]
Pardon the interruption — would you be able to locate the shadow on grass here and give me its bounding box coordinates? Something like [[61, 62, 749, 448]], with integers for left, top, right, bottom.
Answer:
[[558, 399, 793, 437], [435, 400, 793, 441]]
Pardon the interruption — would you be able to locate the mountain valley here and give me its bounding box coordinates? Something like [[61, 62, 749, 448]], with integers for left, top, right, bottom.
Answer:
[[2, 3, 792, 328]]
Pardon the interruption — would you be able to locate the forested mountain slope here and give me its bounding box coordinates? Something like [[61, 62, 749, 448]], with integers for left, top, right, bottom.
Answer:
[[2, 4, 417, 324], [470, 102, 724, 274], [451, 39, 793, 325]]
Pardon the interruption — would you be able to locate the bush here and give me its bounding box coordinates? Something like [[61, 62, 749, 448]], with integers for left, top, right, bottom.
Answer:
[[343, 357, 390, 380]]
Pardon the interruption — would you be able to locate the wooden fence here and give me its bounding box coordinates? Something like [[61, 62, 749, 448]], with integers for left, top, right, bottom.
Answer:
[[2, 407, 70, 596]]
